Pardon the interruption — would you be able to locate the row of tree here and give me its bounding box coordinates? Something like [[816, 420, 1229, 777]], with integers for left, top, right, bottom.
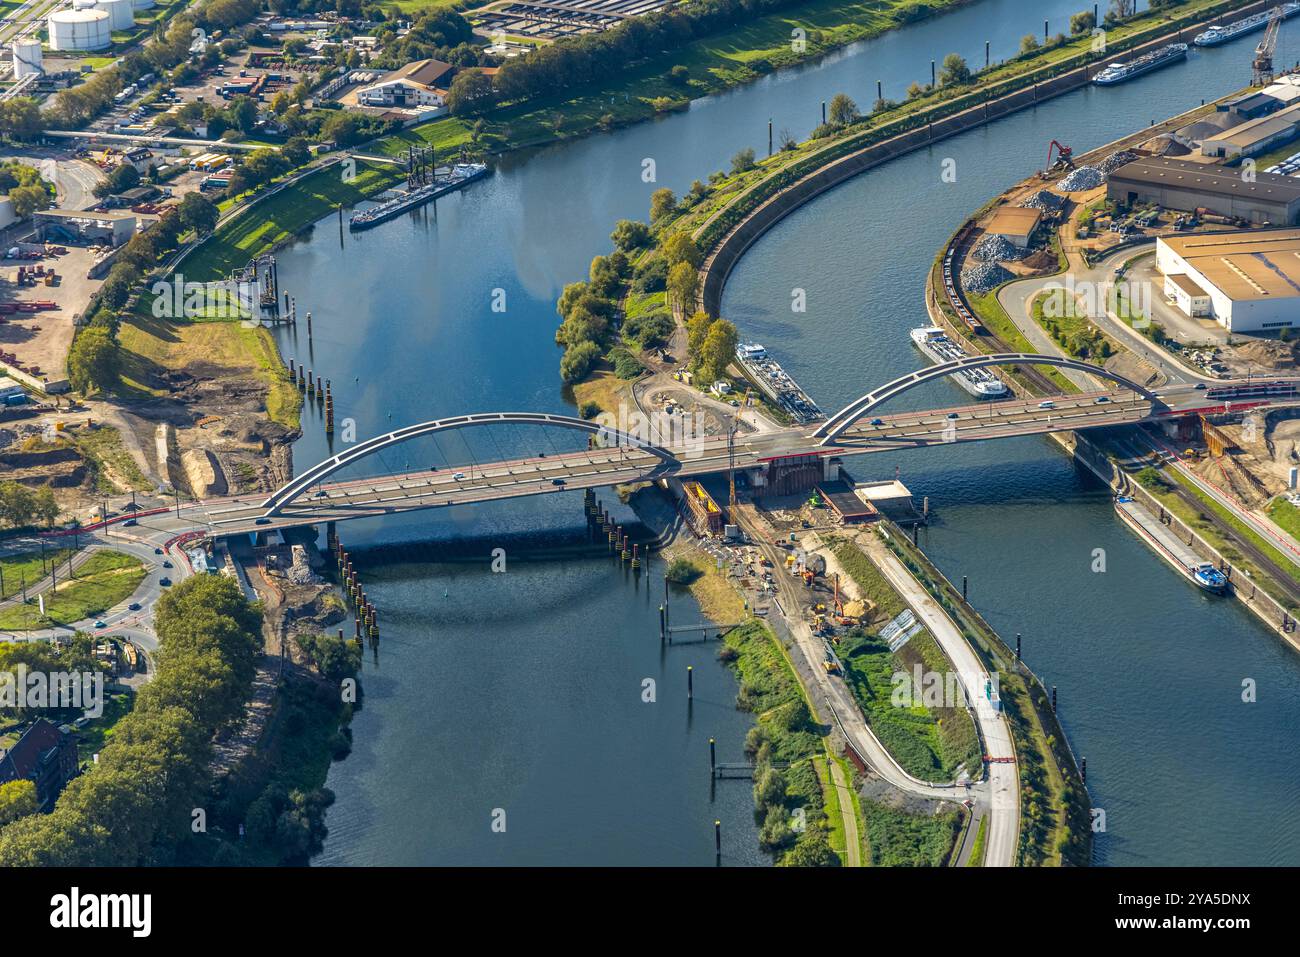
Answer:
[[0, 481, 60, 530], [0, 575, 263, 865]]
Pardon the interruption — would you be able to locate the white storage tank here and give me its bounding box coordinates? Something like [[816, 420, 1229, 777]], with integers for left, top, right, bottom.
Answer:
[[94, 0, 133, 31], [11, 39, 42, 79], [47, 9, 112, 51]]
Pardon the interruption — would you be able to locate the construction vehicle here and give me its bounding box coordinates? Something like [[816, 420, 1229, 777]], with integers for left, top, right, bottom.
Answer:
[[822, 659, 840, 675], [1041, 139, 1075, 178]]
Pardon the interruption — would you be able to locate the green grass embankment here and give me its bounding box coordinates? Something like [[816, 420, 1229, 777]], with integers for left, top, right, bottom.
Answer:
[[0, 550, 147, 630], [826, 538, 982, 783], [182, 160, 406, 281], [0, 548, 76, 601], [880, 525, 1091, 866]]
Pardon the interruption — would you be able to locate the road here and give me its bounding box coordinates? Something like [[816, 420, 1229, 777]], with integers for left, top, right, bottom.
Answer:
[[186, 380, 1296, 536], [859, 532, 1018, 868]]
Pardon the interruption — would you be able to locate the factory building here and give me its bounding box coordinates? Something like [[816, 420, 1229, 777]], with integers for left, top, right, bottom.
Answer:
[[1107, 157, 1300, 225], [1156, 229, 1300, 333], [983, 206, 1043, 248], [1201, 102, 1300, 159]]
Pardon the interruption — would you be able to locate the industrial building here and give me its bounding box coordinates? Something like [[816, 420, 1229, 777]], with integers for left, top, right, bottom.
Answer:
[[984, 206, 1043, 248], [34, 208, 136, 246], [1107, 156, 1300, 225], [1201, 102, 1300, 159], [354, 59, 452, 109], [1157, 229, 1300, 333]]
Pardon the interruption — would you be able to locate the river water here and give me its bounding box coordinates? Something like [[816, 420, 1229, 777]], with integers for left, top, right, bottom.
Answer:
[[279, 0, 1300, 865]]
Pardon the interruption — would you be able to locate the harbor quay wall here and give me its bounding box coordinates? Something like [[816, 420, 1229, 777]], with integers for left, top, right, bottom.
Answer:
[[1067, 430, 1300, 649], [698, 0, 1274, 320]]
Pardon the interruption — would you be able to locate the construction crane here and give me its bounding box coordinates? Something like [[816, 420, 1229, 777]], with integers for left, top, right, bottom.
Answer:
[[1253, 6, 1283, 86], [1042, 139, 1075, 178]]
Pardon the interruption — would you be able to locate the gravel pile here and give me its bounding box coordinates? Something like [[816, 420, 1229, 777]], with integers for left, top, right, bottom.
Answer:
[[972, 233, 1026, 262], [1020, 189, 1065, 211], [1058, 165, 1105, 192], [961, 261, 1013, 294], [1099, 149, 1138, 174]]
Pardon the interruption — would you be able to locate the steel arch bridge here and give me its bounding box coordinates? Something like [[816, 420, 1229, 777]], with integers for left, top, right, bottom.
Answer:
[[812, 352, 1159, 445], [260, 411, 678, 515]]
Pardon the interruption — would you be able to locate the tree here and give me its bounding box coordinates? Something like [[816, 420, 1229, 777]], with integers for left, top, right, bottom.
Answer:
[[1070, 10, 1097, 34], [696, 318, 739, 384], [666, 261, 698, 311], [177, 192, 218, 235], [1020, 34, 1040, 55], [665, 557, 700, 584], [662, 232, 700, 269], [730, 146, 756, 174], [67, 326, 119, 396], [610, 218, 651, 251], [828, 92, 859, 126], [649, 187, 676, 222], [939, 53, 971, 86], [9, 183, 51, 218], [686, 310, 712, 355], [560, 341, 600, 383], [0, 780, 38, 826], [446, 69, 496, 116]]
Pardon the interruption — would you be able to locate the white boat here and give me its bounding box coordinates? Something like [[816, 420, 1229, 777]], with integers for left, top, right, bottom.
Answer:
[[1092, 43, 1188, 85], [1194, 4, 1300, 46], [909, 327, 1008, 399]]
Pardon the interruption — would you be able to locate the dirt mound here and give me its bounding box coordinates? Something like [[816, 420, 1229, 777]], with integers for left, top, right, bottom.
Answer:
[[1233, 339, 1299, 370], [1021, 248, 1058, 271]]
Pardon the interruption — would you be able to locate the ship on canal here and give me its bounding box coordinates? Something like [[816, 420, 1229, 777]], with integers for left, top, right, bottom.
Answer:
[[1114, 495, 1230, 595], [1194, 4, 1300, 46], [1092, 43, 1189, 85], [349, 162, 490, 231], [735, 343, 824, 424], [909, 326, 1009, 399]]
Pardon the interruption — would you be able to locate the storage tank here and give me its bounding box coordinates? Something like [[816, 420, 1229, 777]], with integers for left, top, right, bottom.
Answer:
[[11, 39, 42, 79], [94, 0, 133, 31], [48, 9, 111, 50], [70, 0, 96, 9]]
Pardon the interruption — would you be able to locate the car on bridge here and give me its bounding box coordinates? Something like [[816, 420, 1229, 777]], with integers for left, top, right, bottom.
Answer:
[[551, 478, 566, 486], [454, 472, 466, 480], [1095, 396, 1110, 403], [255, 518, 272, 525], [870, 418, 884, 426]]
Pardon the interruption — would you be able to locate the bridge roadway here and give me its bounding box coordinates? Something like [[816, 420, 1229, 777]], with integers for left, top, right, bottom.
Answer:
[[194, 382, 1241, 535]]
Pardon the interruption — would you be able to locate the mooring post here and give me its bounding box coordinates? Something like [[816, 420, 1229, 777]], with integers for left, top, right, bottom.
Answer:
[[687, 665, 693, 700], [715, 820, 721, 860], [1051, 686, 1058, 713], [1081, 757, 1087, 784], [709, 737, 716, 777], [659, 604, 666, 642], [1015, 633, 1021, 660], [962, 575, 968, 600]]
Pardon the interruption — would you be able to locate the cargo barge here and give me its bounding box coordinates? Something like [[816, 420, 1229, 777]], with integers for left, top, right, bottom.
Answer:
[[1114, 495, 1229, 595], [909, 327, 1008, 399], [349, 162, 489, 231], [1194, 4, 1299, 46], [735, 343, 824, 424], [1092, 43, 1188, 85]]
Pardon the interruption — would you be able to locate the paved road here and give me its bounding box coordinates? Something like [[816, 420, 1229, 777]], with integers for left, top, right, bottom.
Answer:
[[198, 388, 1246, 534], [861, 533, 1018, 868], [826, 758, 861, 867]]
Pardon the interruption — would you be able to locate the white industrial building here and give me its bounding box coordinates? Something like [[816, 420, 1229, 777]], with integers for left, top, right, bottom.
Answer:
[[47, 9, 112, 51], [1157, 229, 1300, 333]]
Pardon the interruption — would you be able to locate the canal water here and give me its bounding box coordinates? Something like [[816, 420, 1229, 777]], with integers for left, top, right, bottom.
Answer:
[[278, 0, 1300, 865]]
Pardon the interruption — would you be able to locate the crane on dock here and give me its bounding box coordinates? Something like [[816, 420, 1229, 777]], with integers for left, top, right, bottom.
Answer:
[[1041, 139, 1074, 178], [1253, 6, 1283, 86]]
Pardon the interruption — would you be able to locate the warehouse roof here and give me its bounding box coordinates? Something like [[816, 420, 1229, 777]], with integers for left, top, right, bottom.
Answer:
[[985, 206, 1042, 236], [1166, 272, 1210, 298], [1205, 102, 1300, 150], [1109, 156, 1300, 204], [1162, 229, 1300, 301]]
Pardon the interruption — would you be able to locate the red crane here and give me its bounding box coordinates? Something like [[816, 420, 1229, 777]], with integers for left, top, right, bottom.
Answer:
[[1044, 139, 1075, 176]]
